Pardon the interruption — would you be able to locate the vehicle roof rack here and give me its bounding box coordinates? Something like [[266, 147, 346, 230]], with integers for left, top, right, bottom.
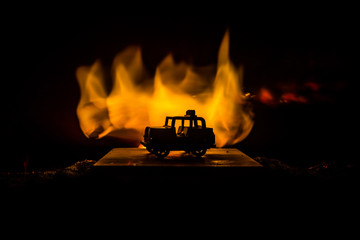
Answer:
[[185, 109, 197, 117]]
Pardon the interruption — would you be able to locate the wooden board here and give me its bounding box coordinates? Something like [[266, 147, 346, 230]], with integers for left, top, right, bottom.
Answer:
[[95, 148, 262, 168]]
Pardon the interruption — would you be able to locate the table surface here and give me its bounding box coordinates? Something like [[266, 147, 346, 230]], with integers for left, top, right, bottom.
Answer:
[[94, 148, 263, 168]]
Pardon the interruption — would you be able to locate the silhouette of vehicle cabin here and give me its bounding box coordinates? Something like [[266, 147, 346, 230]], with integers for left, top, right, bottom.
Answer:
[[140, 110, 216, 158]]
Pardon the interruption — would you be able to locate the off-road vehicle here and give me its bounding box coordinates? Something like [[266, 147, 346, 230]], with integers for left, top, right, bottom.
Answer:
[[140, 110, 216, 158]]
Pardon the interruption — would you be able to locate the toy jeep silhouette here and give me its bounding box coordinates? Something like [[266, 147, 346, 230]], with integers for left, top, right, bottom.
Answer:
[[140, 110, 216, 158]]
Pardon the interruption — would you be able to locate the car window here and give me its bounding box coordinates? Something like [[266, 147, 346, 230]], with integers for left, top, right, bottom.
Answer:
[[165, 117, 172, 127], [184, 119, 190, 127], [174, 119, 182, 130]]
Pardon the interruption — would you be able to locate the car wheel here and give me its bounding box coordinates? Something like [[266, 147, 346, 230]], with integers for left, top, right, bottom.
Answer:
[[154, 148, 170, 158], [192, 148, 207, 157], [146, 146, 155, 154]]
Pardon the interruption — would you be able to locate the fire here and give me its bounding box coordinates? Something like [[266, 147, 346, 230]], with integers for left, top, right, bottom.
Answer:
[[76, 31, 254, 147]]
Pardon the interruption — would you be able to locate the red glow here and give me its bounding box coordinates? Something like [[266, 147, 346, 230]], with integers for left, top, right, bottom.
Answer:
[[259, 88, 276, 105], [304, 82, 320, 91], [281, 92, 307, 103]]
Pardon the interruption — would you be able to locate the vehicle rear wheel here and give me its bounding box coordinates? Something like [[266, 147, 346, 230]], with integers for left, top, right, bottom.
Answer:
[[154, 148, 170, 158], [192, 148, 207, 157]]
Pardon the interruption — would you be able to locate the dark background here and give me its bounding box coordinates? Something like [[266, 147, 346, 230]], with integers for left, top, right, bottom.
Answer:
[[2, 10, 355, 170]]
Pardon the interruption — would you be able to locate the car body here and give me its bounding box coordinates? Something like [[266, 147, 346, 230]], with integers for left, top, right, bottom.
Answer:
[[140, 110, 216, 158]]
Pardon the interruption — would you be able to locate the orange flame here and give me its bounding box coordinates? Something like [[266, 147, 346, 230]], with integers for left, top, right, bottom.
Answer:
[[76, 31, 254, 147]]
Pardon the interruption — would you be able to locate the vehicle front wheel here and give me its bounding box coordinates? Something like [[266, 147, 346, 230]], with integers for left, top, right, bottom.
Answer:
[[146, 146, 155, 154], [191, 148, 207, 157]]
